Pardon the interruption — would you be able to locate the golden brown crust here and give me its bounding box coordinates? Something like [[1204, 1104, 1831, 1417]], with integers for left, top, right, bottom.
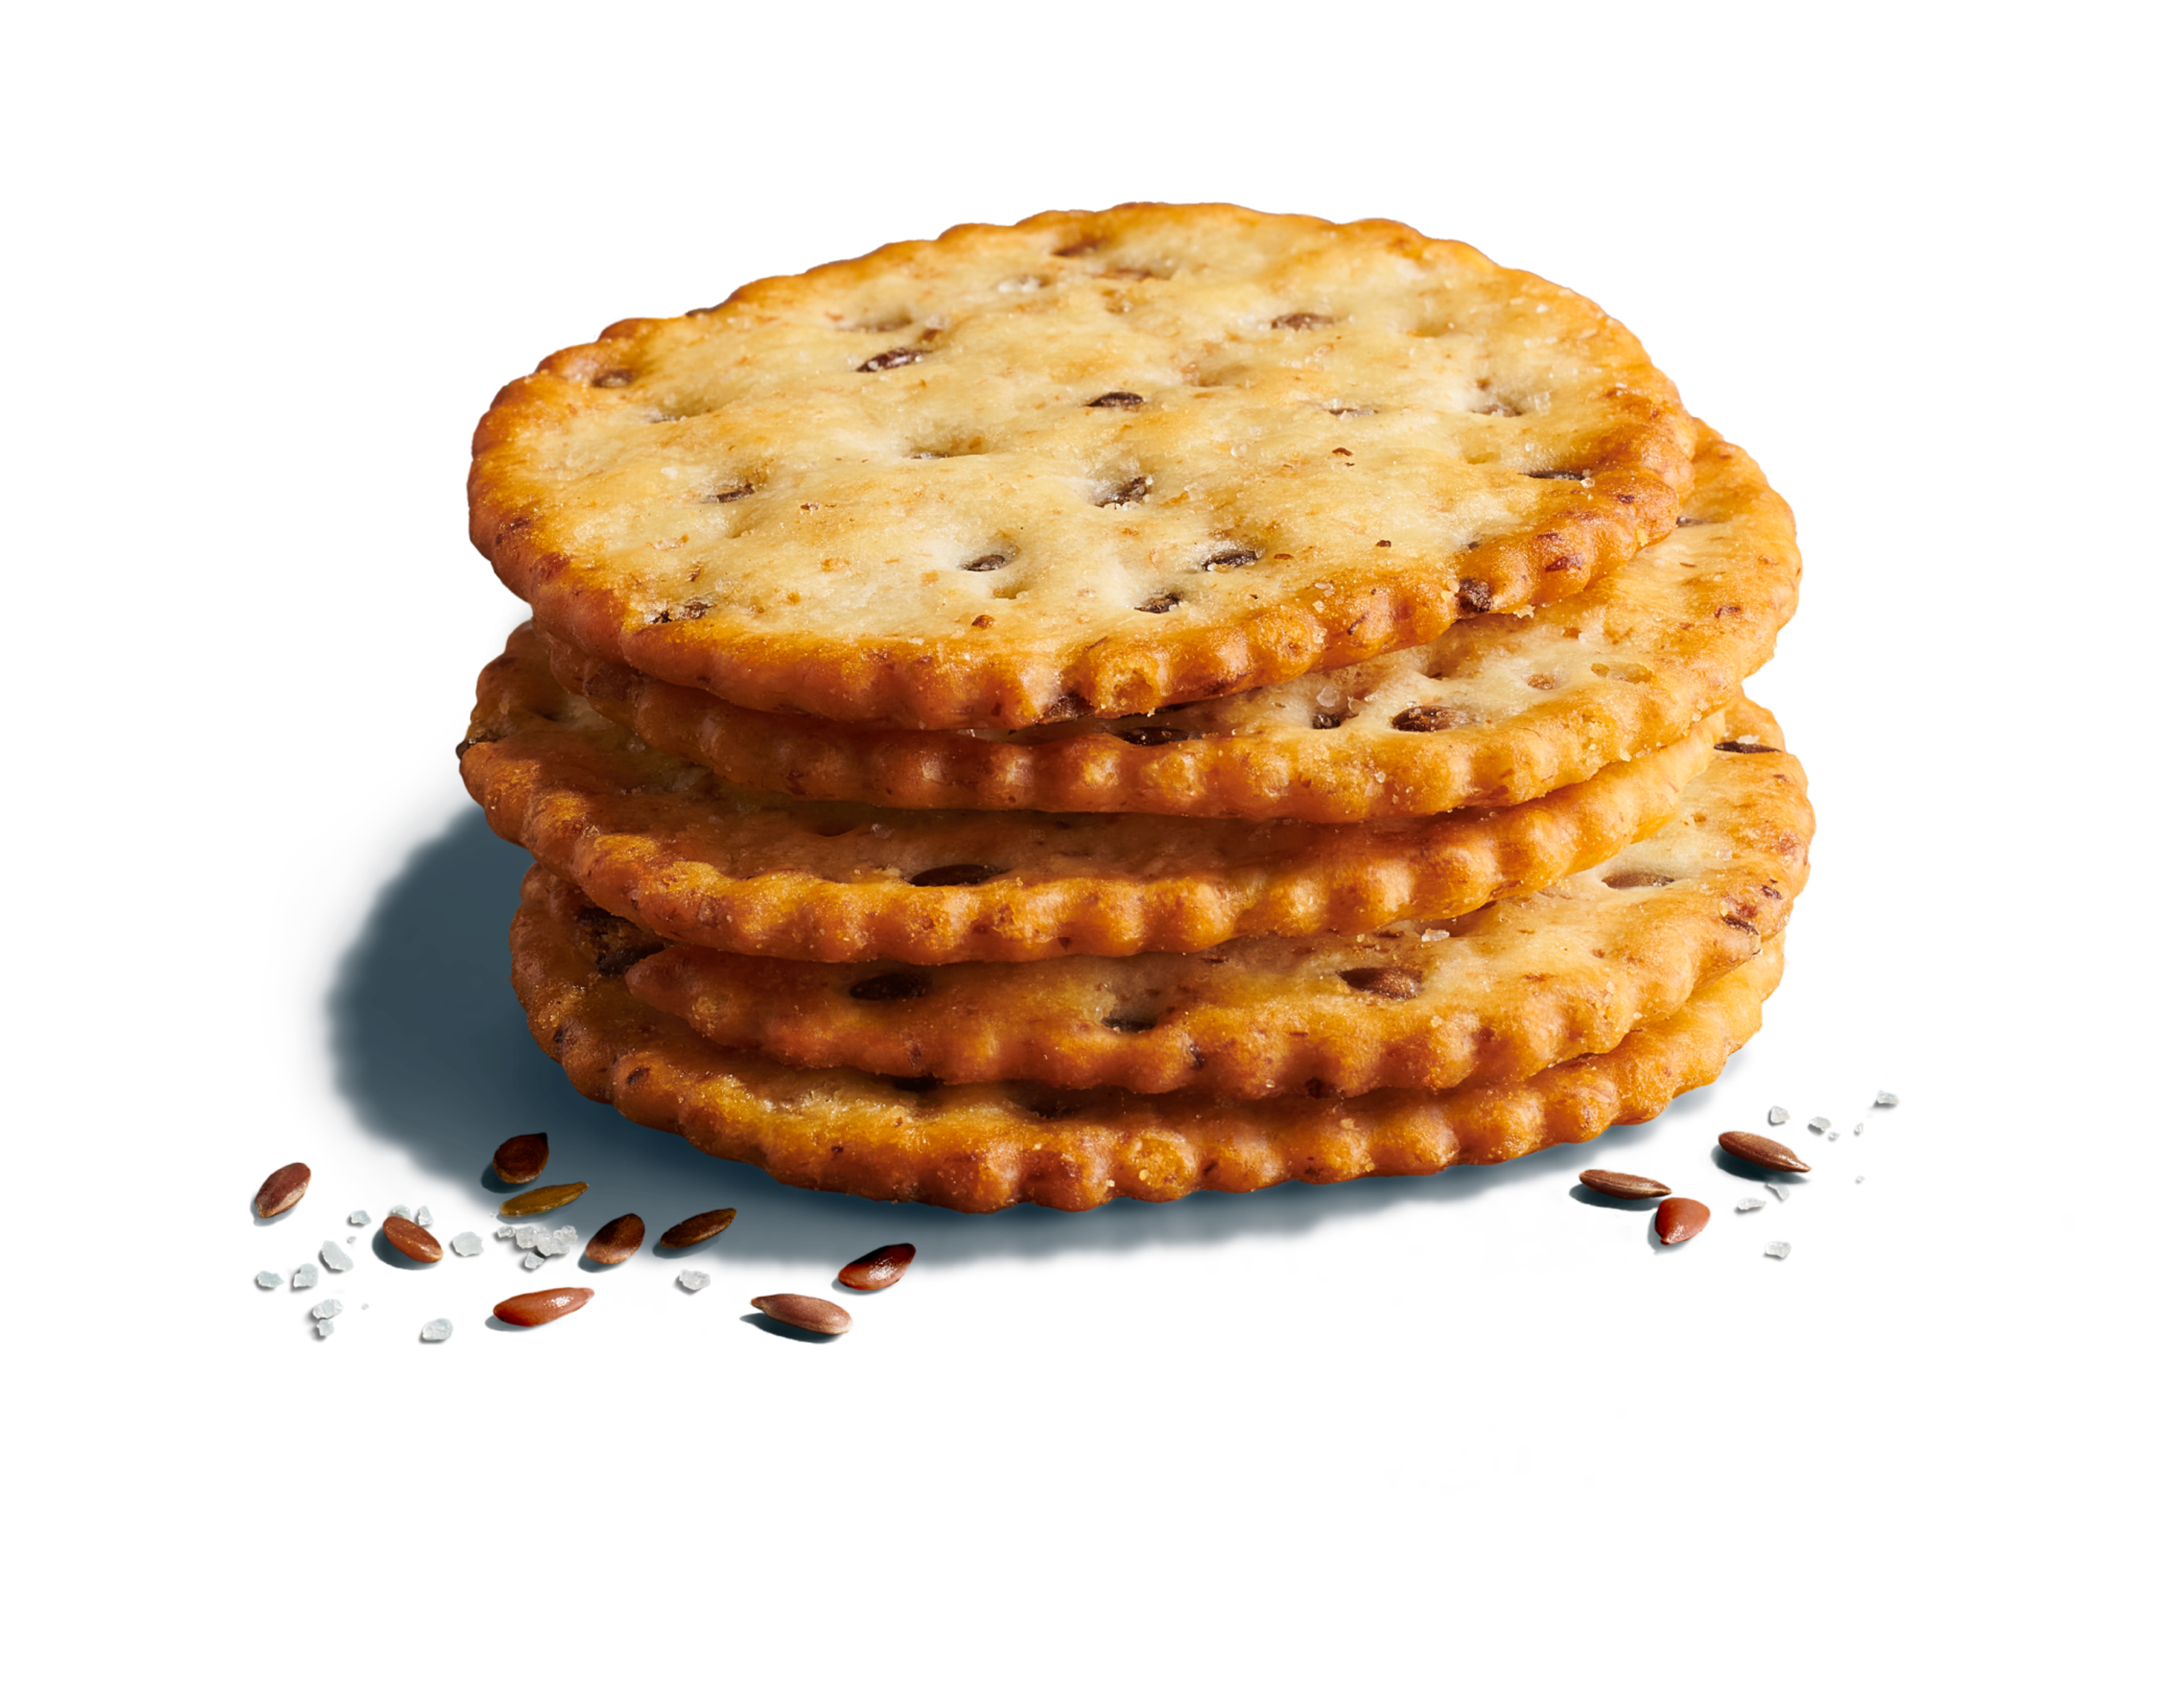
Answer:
[[621, 697, 1806, 1097], [514, 866, 1786, 1213], [472, 204, 1696, 730], [461, 623, 1715, 965], [549, 428, 1790, 819]]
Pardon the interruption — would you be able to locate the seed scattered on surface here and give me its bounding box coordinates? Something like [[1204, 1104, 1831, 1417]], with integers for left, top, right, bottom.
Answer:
[[420, 1318, 453, 1343], [1764, 1240, 1792, 1260], [292, 1264, 320, 1290], [494, 1287, 594, 1327], [253, 1162, 311, 1219], [586, 1214, 646, 1265], [450, 1232, 482, 1257], [1767, 1106, 1788, 1126], [314, 1319, 334, 1339], [321, 1241, 353, 1273], [498, 1182, 588, 1218], [660, 1209, 738, 1250], [254, 1269, 281, 1289], [1735, 1198, 1766, 1213], [1718, 1131, 1811, 1174], [677, 1268, 712, 1293], [388, 1205, 414, 1221], [347, 1210, 370, 1227], [311, 1299, 343, 1321], [382, 1216, 444, 1264], [521, 1252, 545, 1271], [493, 1133, 550, 1184], [839, 1243, 916, 1290], [1807, 1116, 1831, 1135], [751, 1294, 852, 1335], [1579, 1170, 1671, 1200], [1654, 1197, 1710, 1244]]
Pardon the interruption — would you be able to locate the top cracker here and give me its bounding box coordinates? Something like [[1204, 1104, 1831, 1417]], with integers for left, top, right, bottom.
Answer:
[[471, 204, 1698, 730]]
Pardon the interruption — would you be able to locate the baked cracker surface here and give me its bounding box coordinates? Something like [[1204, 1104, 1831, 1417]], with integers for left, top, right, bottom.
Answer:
[[461, 623, 1714, 965], [472, 204, 1697, 730], [514, 866, 1786, 1213], [548, 427, 1791, 818]]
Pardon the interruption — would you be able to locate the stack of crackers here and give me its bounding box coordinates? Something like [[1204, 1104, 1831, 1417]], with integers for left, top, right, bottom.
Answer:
[[459, 205, 1810, 1212]]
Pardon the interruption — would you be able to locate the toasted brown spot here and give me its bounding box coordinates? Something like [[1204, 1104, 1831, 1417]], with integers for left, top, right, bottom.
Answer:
[[702, 482, 754, 502], [970, 614, 995, 628], [1138, 592, 1181, 614], [1456, 578, 1493, 613], [1041, 692, 1091, 721], [850, 973, 928, 1002], [1602, 870, 1677, 890], [1376, 539, 1392, 547], [1338, 966, 1422, 1000], [1112, 722, 1194, 746], [1527, 469, 1587, 481], [1271, 312, 1331, 329], [909, 863, 1003, 888], [1087, 391, 1144, 409], [1053, 238, 1103, 258], [857, 347, 923, 373], [592, 370, 633, 388], [1391, 705, 1461, 733], [648, 599, 712, 624]]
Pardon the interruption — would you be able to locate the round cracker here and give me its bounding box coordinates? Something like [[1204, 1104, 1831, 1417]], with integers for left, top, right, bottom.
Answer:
[[621, 697, 1807, 1097], [472, 204, 1697, 730], [549, 428, 1792, 819], [461, 624, 1714, 966], [514, 866, 1786, 1213]]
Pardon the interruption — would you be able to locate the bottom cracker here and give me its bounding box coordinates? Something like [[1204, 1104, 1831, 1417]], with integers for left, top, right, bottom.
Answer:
[[512, 866, 1786, 1213]]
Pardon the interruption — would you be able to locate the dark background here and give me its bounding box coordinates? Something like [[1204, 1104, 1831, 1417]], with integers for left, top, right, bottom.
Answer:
[[239, 169, 1939, 1388]]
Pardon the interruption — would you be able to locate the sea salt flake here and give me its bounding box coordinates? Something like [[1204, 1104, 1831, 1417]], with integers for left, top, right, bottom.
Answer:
[[1854, 1123, 1864, 1135], [315, 1319, 335, 1338], [521, 1251, 545, 1271], [420, 1318, 453, 1343], [514, 1225, 539, 1249], [1855, 1174, 1866, 1184], [494, 1223, 516, 1240], [677, 1268, 712, 1293], [1807, 1116, 1830, 1134], [1767, 1106, 1788, 1126], [348, 1210, 370, 1227], [1765, 1182, 1787, 1203], [415, 1207, 434, 1229], [254, 1269, 281, 1289], [292, 1264, 320, 1290], [1735, 1198, 1765, 1213], [388, 1205, 413, 1221], [1764, 1241, 1792, 1260], [311, 1299, 343, 1321], [321, 1241, 354, 1273], [553, 1226, 579, 1247], [1826, 1130, 1839, 1141], [450, 1232, 482, 1257], [1874, 1090, 1899, 1108]]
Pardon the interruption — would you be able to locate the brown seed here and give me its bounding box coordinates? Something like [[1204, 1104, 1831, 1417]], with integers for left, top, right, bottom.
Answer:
[[660, 1209, 738, 1249], [857, 346, 923, 373], [751, 1293, 851, 1335], [1718, 1131, 1811, 1174], [494, 1287, 594, 1327], [1201, 547, 1260, 572], [252, 1162, 311, 1219], [1391, 704, 1461, 733], [498, 1181, 589, 1218], [1086, 390, 1143, 408], [1579, 1169, 1671, 1200], [382, 1215, 444, 1263], [839, 1243, 916, 1291], [1338, 965, 1422, 1000], [1271, 312, 1331, 330], [585, 1214, 646, 1265], [493, 1133, 549, 1185], [1654, 1197, 1710, 1244], [1137, 591, 1180, 614], [1100, 475, 1150, 508]]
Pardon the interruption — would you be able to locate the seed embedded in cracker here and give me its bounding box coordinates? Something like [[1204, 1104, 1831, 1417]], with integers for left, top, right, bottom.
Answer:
[[382, 1216, 444, 1263], [839, 1243, 916, 1290], [1654, 1197, 1710, 1244], [1718, 1131, 1810, 1174], [494, 1288, 594, 1327], [471, 204, 1698, 731]]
